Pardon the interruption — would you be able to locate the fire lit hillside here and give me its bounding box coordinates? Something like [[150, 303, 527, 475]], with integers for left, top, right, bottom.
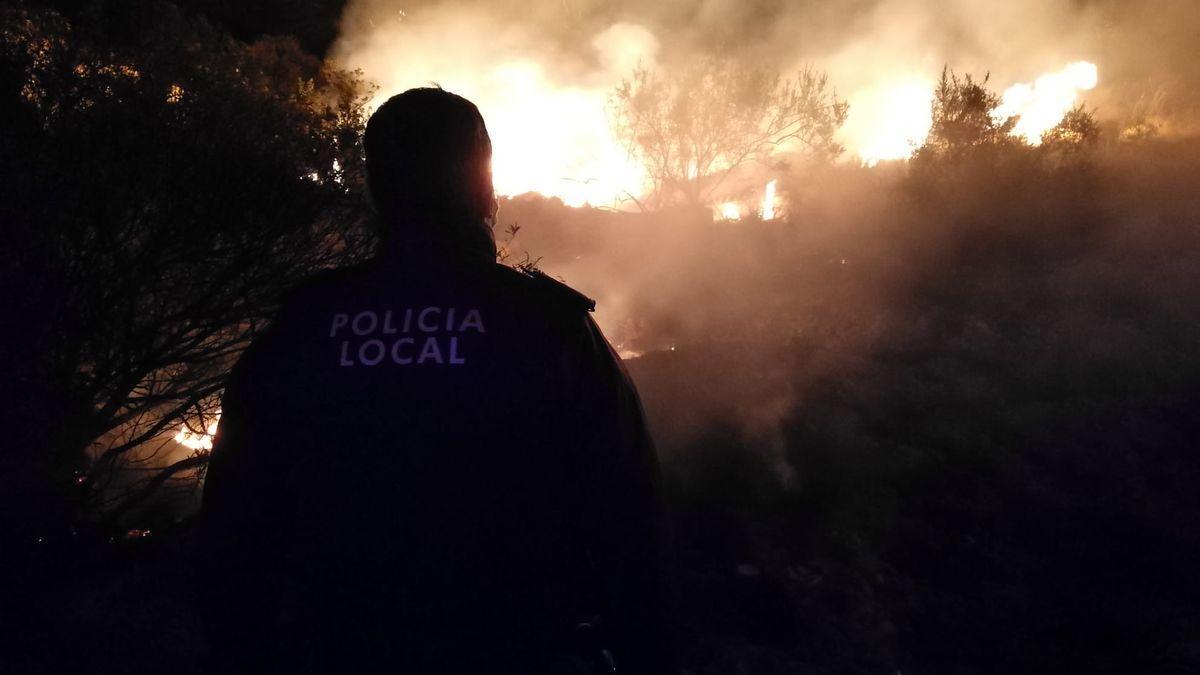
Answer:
[[334, 7, 1104, 208], [7, 0, 1200, 673], [170, 53, 1106, 451]]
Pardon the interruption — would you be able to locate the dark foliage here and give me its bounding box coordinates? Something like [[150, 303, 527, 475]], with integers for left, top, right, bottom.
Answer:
[[917, 67, 1017, 161], [0, 1, 374, 535], [905, 67, 1104, 261], [34, 0, 349, 56]]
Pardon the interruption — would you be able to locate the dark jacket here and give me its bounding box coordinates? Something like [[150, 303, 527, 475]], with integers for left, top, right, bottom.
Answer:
[[198, 245, 671, 674]]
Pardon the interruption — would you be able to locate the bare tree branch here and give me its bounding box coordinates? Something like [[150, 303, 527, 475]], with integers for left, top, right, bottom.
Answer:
[[609, 56, 848, 210]]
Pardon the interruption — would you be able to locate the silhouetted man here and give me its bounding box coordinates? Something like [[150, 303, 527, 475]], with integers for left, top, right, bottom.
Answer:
[[199, 88, 672, 674]]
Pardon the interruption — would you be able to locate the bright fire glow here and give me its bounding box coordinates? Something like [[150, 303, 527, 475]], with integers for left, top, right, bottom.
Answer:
[[481, 62, 649, 206], [342, 6, 1097, 206], [174, 414, 220, 451], [365, 63, 648, 207], [995, 61, 1098, 144], [339, 19, 656, 208], [716, 202, 741, 221], [843, 76, 936, 165], [761, 179, 779, 220], [843, 62, 1097, 163]]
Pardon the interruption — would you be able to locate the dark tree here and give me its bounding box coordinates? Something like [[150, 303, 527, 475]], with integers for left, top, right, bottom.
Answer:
[[906, 66, 1103, 221], [1041, 103, 1101, 151], [0, 2, 374, 532], [915, 67, 1017, 162], [171, 0, 349, 56]]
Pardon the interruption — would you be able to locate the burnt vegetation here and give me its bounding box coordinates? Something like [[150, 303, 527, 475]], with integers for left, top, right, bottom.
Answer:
[[4, 2, 1200, 674]]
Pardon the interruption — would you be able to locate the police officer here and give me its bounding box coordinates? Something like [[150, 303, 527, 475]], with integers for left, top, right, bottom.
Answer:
[[199, 88, 673, 674]]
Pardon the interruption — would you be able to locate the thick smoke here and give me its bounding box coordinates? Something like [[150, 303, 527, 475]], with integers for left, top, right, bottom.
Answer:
[[333, 0, 1200, 147], [329, 0, 1200, 464]]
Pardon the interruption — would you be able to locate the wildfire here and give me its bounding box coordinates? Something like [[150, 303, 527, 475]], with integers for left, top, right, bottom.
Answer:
[[761, 179, 779, 220], [480, 58, 1098, 194], [994, 61, 1098, 144], [845, 76, 936, 166], [174, 413, 220, 451], [337, 6, 1099, 209], [714, 180, 782, 222], [716, 202, 741, 221], [713, 181, 778, 221], [479, 61, 649, 206], [342, 18, 655, 208], [844, 61, 1098, 164]]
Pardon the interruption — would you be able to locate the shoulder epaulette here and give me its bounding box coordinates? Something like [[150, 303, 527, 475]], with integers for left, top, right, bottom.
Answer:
[[520, 266, 596, 313]]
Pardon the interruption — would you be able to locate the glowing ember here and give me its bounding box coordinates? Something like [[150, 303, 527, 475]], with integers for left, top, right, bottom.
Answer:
[[761, 179, 779, 220], [716, 202, 741, 221], [995, 61, 1098, 144], [174, 414, 220, 451]]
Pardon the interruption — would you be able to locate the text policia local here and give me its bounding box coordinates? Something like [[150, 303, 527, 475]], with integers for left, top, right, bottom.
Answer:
[[329, 308, 485, 367]]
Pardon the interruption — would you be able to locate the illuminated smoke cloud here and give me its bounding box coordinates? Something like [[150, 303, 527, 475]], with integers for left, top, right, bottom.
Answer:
[[845, 62, 1099, 164], [844, 76, 935, 165], [995, 61, 1099, 144], [333, 6, 656, 207], [332, 0, 1196, 200]]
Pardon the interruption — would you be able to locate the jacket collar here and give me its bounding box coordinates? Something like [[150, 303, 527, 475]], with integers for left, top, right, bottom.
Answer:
[[376, 213, 497, 270]]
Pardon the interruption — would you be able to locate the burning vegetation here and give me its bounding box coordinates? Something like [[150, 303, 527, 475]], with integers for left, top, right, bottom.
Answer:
[[5, 0, 1200, 673]]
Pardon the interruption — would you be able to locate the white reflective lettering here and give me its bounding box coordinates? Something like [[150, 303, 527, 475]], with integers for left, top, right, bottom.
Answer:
[[417, 307, 441, 332], [417, 337, 444, 364], [330, 313, 349, 338], [449, 337, 465, 365], [459, 309, 485, 333], [359, 339, 386, 365], [390, 338, 414, 365], [352, 311, 379, 336], [334, 309, 484, 366]]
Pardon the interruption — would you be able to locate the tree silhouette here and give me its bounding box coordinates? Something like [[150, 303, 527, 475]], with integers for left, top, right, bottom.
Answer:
[[609, 56, 847, 210], [1041, 104, 1101, 151], [916, 67, 1017, 161], [0, 3, 374, 530]]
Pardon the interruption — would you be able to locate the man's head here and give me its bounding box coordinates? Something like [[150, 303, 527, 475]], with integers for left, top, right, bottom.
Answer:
[[364, 88, 497, 252]]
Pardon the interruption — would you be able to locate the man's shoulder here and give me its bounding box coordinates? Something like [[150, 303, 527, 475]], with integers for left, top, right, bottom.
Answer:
[[281, 260, 594, 311], [487, 263, 596, 315], [283, 262, 376, 305]]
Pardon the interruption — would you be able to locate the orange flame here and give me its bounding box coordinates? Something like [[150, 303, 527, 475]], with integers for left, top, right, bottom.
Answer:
[[174, 413, 220, 451]]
